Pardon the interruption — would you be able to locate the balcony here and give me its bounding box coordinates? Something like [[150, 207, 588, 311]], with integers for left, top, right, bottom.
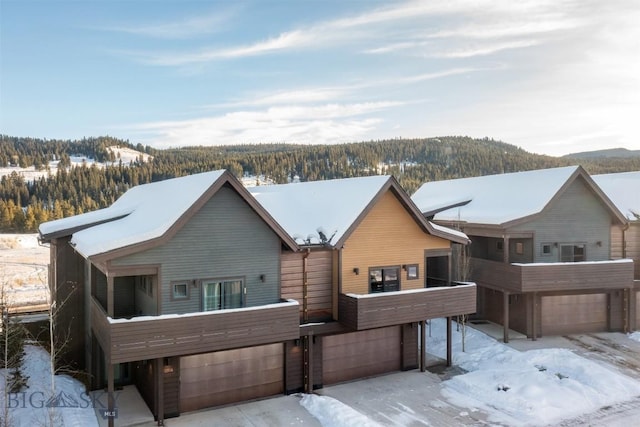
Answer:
[[91, 298, 300, 364], [338, 283, 477, 330], [471, 258, 634, 293]]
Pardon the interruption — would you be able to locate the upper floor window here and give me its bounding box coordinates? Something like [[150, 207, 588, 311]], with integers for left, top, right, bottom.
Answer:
[[370, 267, 400, 293], [172, 282, 189, 300], [560, 244, 586, 262], [203, 279, 243, 310]]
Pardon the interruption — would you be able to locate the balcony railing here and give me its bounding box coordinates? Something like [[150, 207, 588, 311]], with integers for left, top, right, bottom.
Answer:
[[91, 297, 300, 364], [338, 283, 477, 330], [470, 258, 634, 293]]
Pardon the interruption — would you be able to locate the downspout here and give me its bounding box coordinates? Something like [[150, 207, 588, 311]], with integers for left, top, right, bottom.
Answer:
[[302, 248, 310, 323]]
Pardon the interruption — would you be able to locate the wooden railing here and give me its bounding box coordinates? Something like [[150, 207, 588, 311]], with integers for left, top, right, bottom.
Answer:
[[338, 283, 477, 330], [91, 298, 300, 364], [471, 258, 634, 293]]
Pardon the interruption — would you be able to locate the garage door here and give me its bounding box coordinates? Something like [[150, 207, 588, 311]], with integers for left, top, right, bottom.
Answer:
[[636, 291, 640, 330], [541, 294, 607, 335], [180, 343, 283, 413], [323, 326, 401, 385]]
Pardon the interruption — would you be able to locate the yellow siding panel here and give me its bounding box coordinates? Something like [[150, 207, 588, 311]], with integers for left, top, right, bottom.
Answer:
[[341, 191, 451, 294]]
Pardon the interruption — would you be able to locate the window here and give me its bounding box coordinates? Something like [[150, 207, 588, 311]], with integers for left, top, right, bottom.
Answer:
[[541, 244, 552, 255], [137, 276, 153, 297], [496, 241, 504, 251], [560, 244, 586, 262], [369, 267, 400, 293], [172, 282, 189, 299], [515, 242, 524, 255], [203, 279, 243, 311], [405, 264, 419, 280]]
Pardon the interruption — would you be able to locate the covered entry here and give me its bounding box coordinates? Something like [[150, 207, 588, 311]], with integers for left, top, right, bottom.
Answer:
[[541, 294, 608, 335], [322, 326, 401, 384], [180, 343, 284, 413]]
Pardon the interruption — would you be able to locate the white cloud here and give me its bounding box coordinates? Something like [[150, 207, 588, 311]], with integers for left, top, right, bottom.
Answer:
[[435, 39, 541, 58], [128, 102, 403, 148], [99, 8, 238, 39]]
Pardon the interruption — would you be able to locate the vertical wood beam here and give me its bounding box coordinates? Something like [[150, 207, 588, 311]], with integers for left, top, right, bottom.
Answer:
[[532, 292, 537, 341], [503, 236, 510, 264], [156, 358, 164, 426], [420, 320, 426, 372], [306, 333, 314, 393], [107, 362, 115, 427], [107, 275, 114, 318], [503, 291, 510, 343], [446, 317, 452, 367]]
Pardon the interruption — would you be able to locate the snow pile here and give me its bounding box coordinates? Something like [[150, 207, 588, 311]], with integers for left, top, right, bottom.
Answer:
[[629, 332, 640, 343], [0, 344, 98, 427], [300, 394, 382, 427], [427, 319, 640, 426]]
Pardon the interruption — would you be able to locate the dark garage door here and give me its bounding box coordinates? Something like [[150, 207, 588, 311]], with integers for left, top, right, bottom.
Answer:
[[541, 294, 607, 335], [180, 343, 283, 413], [323, 326, 401, 385]]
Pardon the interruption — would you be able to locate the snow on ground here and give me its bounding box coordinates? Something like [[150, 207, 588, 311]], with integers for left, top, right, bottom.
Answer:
[[0, 146, 151, 182], [300, 394, 382, 427], [1, 344, 98, 427], [426, 318, 640, 426], [629, 331, 640, 343], [300, 320, 640, 427], [0, 234, 49, 308]]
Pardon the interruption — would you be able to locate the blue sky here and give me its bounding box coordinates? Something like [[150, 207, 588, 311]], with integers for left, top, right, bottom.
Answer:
[[1, 0, 639, 156]]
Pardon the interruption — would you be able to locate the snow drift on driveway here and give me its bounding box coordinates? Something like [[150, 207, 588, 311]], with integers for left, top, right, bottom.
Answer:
[[428, 319, 640, 426]]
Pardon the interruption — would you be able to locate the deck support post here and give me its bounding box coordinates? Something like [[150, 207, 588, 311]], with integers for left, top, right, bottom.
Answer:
[[420, 320, 426, 372], [503, 291, 510, 343], [107, 362, 115, 427], [156, 358, 164, 425], [446, 316, 452, 367], [531, 292, 537, 341], [305, 333, 314, 394]]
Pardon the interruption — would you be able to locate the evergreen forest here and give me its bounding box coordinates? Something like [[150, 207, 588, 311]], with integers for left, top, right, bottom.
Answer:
[[1, 135, 639, 233]]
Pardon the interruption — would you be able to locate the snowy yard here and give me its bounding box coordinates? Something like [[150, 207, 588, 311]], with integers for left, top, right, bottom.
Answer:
[[301, 319, 640, 427]]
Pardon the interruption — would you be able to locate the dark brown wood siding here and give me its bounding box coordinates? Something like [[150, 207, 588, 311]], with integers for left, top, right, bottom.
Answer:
[[52, 236, 86, 371], [91, 298, 299, 364], [323, 327, 401, 385], [338, 284, 476, 330], [284, 337, 323, 393], [281, 250, 333, 321], [401, 323, 418, 370], [471, 258, 634, 293], [180, 344, 283, 413]]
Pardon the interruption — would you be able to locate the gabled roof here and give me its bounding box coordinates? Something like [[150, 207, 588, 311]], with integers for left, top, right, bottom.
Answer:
[[39, 170, 298, 259], [593, 171, 640, 221], [411, 165, 628, 228], [249, 175, 469, 247]]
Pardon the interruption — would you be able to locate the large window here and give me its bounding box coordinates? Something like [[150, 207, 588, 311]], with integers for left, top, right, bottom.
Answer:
[[369, 267, 400, 293], [560, 244, 586, 262], [203, 279, 243, 311]]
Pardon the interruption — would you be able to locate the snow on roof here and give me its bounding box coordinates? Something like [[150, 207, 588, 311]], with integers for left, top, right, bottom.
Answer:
[[65, 170, 226, 257], [412, 166, 580, 225], [250, 175, 467, 246], [249, 175, 391, 246], [593, 171, 640, 221]]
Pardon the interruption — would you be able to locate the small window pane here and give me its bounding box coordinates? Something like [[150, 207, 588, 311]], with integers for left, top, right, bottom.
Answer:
[[515, 242, 524, 255], [406, 265, 418, 280], [173, 283, 188, 299], [542, 244, 551, 255]]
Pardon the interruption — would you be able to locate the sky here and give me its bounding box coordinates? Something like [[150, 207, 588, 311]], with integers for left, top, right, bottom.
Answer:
[[1, 0, 639, 157]]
